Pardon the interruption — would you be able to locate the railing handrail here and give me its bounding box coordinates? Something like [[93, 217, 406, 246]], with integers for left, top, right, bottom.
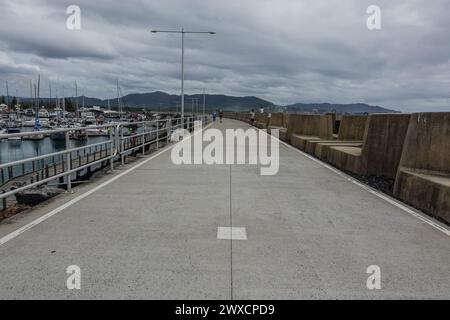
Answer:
[[0, 139, 114, 170], [0, 118, 177, 140], [0, 123, 115, 140], [0, 115, 210, 202], [0, 147, 120, 199]]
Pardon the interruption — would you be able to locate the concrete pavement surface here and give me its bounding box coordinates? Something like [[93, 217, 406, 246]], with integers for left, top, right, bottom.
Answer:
[[0, 119, 449, 299]]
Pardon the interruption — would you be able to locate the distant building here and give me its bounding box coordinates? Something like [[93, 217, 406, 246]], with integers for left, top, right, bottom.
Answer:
[[103, 110, 121, 119], [80, 106, 106, 117]]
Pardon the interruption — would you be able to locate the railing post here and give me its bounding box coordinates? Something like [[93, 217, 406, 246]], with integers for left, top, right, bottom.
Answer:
[[65, 131, 72, 192], [2, 190, 6, 212], [167, 118, 171, 143], [156, 121, 159, 149], [110, 126, 114, 171], [142, 123, 146, 156], [121, 126, 125, 165]]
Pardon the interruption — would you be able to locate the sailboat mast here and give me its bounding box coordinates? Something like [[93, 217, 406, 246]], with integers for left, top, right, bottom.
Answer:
[[75, 80, 78, 118], [29, 80, 33, 110], [6, 81, 9, 108], [37, 75, 40, 109], [117, 78, 121, 120], [34, 82, 37, 111], [34, 77, 41, 131], [34, 81, 39, 129], [62, 85, 66, 119]]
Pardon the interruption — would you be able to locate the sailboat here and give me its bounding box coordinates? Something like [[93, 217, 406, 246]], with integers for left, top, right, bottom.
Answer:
[[70, 81, 87, 141], [0, 118, 6, 134], [24, 76, 44, 140], [25, 116, 45, 140], [51, 83, 67, 141], [6, 117, 21, 135], [6, 116, 22, 143], [4, 82, 22, 143]]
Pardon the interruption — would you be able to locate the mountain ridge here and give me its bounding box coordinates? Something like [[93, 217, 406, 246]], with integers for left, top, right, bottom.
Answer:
[[12, 91, 398, 113]]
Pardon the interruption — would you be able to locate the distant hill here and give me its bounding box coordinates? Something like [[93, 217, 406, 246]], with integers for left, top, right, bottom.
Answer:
[[20, 91, 273, 111], [16, 91, 397, 113], [117, 91, 274, 111]]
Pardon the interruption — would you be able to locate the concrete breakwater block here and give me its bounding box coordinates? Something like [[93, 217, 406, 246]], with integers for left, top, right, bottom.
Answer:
[[394, 112, 450, 223], [314, 141, 363, 161], [326, 114, 411, 179]]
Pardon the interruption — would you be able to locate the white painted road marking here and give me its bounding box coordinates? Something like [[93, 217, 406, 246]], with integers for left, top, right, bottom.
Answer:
[[0, 123, 213, 247], [217, 227, 247, 240]]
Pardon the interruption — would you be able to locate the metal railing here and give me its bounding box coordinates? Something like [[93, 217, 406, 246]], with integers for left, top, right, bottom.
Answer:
[[0, 115, 210, 208]]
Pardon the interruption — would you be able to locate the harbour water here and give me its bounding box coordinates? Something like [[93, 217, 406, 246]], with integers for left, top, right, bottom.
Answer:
[[0, 122, 160, 185], [0, 122, 154, 164], [0, 135, 110, 185], [0, 136, 108, 164]]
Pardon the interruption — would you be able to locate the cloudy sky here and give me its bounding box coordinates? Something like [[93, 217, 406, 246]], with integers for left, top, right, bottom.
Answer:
[[0, 0, 449, 111]]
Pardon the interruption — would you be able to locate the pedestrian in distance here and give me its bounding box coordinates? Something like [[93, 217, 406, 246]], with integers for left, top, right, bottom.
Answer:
[[250, 109, 256, 126]]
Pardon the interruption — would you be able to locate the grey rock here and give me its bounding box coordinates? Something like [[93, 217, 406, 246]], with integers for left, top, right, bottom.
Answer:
[[15, 186, 64, 206]]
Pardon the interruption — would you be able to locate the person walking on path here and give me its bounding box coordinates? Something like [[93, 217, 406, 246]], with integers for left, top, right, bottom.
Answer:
[[250, 109, 256, 126], [212, 111, 217, 122], [219, 109, 224, 123]]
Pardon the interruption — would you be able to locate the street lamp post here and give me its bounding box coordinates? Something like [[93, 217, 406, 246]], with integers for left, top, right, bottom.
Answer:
[[203, 88, 206, 119], [150, 28, 215, 122]]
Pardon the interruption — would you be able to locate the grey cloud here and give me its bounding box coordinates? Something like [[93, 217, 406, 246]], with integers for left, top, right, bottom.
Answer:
[[0, 1, 118, 60], [0, 52, 40, 74], [0, 0, 448, 111]]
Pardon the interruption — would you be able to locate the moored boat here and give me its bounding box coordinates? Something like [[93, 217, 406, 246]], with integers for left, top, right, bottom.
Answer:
[[23, 132, 45, 140], [85, 127, 109, 137]]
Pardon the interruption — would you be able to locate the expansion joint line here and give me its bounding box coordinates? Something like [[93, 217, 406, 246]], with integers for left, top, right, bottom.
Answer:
[[229, 164, 234, 300]]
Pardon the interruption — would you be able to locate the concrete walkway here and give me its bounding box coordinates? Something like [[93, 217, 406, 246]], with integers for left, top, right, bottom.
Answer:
[[0, 119, 449, 299]]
